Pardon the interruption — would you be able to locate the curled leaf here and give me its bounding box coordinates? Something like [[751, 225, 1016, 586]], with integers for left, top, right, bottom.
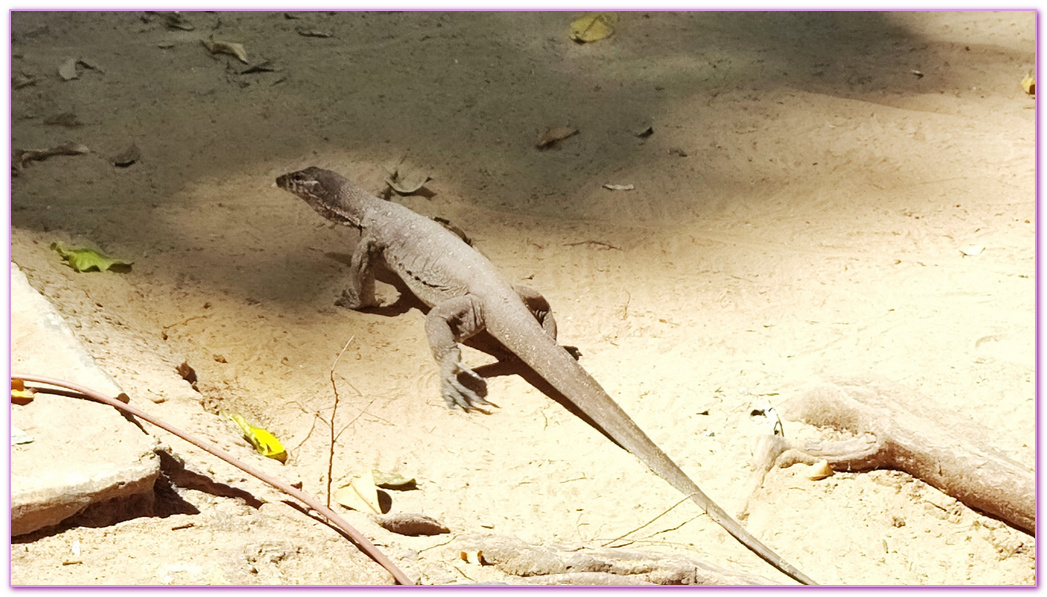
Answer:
[[384, 159, 432, 195], [160, 12, 195, 31], [333, 470, 382, 514], [569, 13, 618, 44], [225, 412, 287, 462], [112, 143, 141, 167], [13, 142, 90, 175], [459, 550, 489, 565], [373, 512, 449, 536], [50, 242, 132, 273], [535, 126, 578, 150], [201, 38, 248, 64]]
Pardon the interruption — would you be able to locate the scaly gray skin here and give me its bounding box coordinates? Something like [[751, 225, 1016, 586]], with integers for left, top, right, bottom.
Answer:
[[276, 167, 816, 585]]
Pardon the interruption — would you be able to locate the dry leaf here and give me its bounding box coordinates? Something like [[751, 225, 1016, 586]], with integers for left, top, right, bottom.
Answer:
[[296, 28, 333, 38], [603, 183, 635, 191], [58, 58, 79, 80], [44, 112, 84, 128], [372, 469, 418, 490], [201, 38, 249, 64], [459, 550, 489, 565], [240, 61, 277, 75], [11, 379, 35, 405], [11, 426, 33, 445], [535, 126, 578, 149], [13, 142, 90, 174], [569, 13, 618, 44], [806, 460, 834, 481], [112, 143, 141, 167], [373, 512, 449, 536], [333, 470, 382, 514], [163, 12, 195, 31], [76, 58, 104, 73], [386, 168, 431, 195], [1022, 73, 1035, 95]]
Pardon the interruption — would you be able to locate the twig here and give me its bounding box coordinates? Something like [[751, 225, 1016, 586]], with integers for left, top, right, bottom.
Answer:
[[326, 336, 355, 508], [564, 240, 622, 251], [600, 492, 705, 548], [13, 373, 414, 585]]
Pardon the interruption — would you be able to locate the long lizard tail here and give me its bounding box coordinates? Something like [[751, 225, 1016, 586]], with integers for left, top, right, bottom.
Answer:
[[491, 317, 817, 585]]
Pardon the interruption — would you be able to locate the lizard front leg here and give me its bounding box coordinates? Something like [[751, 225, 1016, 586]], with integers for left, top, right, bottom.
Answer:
[[424, 295, 490, 411], [335, 234, 380, 310]]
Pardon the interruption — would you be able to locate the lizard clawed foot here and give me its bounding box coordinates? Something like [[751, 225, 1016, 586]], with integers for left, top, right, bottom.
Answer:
[[335, 289, 379, 310], [442, 364, 493, 412]]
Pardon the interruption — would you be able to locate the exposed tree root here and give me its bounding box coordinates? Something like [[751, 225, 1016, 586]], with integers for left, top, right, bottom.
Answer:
[[747, 373, 1033, 535], [458, 534, 774, 585]]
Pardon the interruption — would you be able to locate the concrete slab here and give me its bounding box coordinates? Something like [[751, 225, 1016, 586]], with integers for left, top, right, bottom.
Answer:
[[11, 262, 160, 536]]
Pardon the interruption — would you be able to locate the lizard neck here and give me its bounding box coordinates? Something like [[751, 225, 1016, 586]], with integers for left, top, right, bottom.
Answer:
[[302, 177, 381, 230], [331, 181, 381, 230]]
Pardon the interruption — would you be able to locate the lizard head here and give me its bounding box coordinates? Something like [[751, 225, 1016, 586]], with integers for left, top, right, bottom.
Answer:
[[276, 167, 356, 226]]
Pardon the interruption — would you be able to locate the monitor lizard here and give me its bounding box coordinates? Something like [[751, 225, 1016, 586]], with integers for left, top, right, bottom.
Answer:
[[275, 167, 816, 585]]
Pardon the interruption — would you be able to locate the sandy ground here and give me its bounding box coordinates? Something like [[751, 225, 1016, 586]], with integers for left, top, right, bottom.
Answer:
[[8, 11, 1036, 586]]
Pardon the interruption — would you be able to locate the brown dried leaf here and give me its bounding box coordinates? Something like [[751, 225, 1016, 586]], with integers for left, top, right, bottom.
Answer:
[[374, 512, 450, 536], [535, 126, 578, 150]]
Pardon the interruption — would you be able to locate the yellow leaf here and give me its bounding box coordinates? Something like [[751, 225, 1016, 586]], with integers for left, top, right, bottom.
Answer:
[[1022, 73, 1035, 95], [11, 379, 35, 405], [333, 470, 382, 514], [225, 412, 287, 462], [570, 13, 618, 44]]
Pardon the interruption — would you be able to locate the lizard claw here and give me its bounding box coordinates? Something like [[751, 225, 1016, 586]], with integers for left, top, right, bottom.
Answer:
[[442, 364, 491, 411]]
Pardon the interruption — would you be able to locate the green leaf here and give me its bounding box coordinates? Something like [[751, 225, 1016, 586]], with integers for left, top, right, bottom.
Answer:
[[50, 243, 132, 272]]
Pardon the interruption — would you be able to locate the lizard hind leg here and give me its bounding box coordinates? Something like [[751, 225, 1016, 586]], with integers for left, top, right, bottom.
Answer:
[[514, 285, 581, 360], [424, 295, 492, 411]]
